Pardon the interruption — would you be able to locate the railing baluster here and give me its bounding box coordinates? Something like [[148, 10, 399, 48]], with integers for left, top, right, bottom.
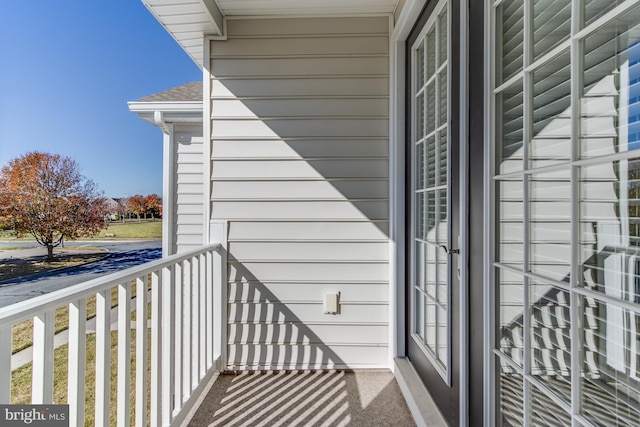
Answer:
[[199, 253, 206, 379], [0, 326, 12, 403], [173, 262, 183, 413], [95, 290, 111, 427], [32, 310, 54, 404], [206, 251, 213, 369], [68, 299, 86, 427], [135, 276, 147, 427], [150, 270, 162, 427], [213, 244, 227, 368], [182, 258, 191, 402], [162, 265, 175, 426], [191, 255, 199, 389], [117, 282, 131, 427]]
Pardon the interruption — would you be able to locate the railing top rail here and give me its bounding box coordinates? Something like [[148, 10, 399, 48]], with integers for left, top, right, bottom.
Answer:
[[0, 242, 222, 327]]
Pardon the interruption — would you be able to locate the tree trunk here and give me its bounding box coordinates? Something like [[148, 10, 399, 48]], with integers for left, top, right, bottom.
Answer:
[[46, 244, 54, 261]]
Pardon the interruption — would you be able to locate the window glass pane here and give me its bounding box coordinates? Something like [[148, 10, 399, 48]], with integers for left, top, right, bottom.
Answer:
[[416, 241, 426, 291], [496, 0, 524, 85], [416, 91, 425, 140], [530, 282, 571, 405], [497, 268, 524, 366], [414, 289, 425, 339], [581, 5, 640, 158], [438, 70, 447, 127], [579, 296, 640, 426], [497, 81, 524, 174], [426, 243, 436, 298], [436, 305, 448, 362], [437, 245, 448, 303], [417, 40, 425, 86], [529, 171, 571, 281], [496, 179, 524, 267], [425, 297, 437, 350], [437, 189, 447, 244], [417, 140, 426, 190], [533, 0, 571, 62], [427, 81, 436, 134], [496, 357, 524, 426], [426, 191, 436, 242], [438, 132, 447, 186], [530, 383, 572, 426], [531, 51, 571, 168], [579, 158, 640, 303], [427, 135, 436, 188], [438, 9, 447, 67], [427, 28, 436, 77], [416, 191, 425, 240], [584, 0, 624, 27]]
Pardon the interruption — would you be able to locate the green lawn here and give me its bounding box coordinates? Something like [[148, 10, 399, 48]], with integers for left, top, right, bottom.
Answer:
[[1, 221, 161, 241], [94, 221, 162, 240], [11, 330, 150, 427]]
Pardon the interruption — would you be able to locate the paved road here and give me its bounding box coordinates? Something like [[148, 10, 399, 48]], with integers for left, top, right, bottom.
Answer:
[[0, 240, 161, 308]]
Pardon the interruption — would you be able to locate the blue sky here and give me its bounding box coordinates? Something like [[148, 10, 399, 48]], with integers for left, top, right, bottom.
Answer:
[[0, 1, 201, 198]]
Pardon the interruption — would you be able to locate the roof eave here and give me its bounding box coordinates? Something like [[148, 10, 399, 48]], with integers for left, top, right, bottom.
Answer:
[[128, 101, 203, 130], [141, 0, 225, 67]]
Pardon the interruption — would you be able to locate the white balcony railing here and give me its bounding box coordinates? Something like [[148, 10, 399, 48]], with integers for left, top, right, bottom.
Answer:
[[0, 242, 226, 427]]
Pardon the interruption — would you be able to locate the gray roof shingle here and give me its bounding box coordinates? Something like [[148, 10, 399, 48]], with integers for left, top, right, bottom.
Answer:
[[136, 82, 203, 102]]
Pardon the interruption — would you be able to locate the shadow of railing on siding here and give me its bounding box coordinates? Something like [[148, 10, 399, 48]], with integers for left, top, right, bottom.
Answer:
[[226, 256, 345, 370]]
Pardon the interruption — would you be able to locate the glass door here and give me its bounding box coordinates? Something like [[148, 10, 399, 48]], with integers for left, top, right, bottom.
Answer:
[[407, 0, 460, 423], [490, 1, 640, 425]]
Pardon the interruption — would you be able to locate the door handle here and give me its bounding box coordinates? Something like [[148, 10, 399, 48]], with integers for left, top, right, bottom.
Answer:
[[439, 245, 460, 255]]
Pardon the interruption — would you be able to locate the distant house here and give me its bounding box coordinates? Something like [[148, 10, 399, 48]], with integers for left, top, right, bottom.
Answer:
[[129, 82, 203, 256], [104, 198, 120, 221]]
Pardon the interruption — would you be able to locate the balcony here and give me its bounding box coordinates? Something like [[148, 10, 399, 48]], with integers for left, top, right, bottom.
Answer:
[[0, 242, 417, 427]]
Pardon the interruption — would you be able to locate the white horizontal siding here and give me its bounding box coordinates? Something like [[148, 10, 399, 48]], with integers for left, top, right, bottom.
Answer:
[[229, 261, 389, 282], [212, 78, 389, 98], [173, 125, 204, 254], [228, 282, 389, 302], [227, 221, 389, 241], [212, 98, 388, 118], [212, 139, 389, 159], [227, 344, 388, 370], [213, 180, 388, 200], [228, 242, 389, 261], [212, 159, 388, 179], [228, 302, 388, 324], [212, 201, 389, 220], [228, 324, 389, 345], [211, 16, 390, 370]]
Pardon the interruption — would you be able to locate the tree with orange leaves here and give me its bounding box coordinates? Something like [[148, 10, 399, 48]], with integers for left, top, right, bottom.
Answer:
[[127, 195, 147, 222], [0, 152, 109, 261], [144, 193, 162, 219]]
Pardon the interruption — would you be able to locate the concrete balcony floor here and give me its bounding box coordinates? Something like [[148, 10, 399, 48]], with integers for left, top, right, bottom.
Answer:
[[188, 369, 416, 427]]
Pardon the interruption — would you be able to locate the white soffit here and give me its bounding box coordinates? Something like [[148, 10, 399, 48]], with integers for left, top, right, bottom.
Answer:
[[142, 0, 224, 67], [143, 0, 399, 67]]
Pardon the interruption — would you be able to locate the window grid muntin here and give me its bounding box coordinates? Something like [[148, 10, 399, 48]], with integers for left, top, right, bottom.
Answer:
[[411, 0, 451, 382], [491, 0, 640, 425]]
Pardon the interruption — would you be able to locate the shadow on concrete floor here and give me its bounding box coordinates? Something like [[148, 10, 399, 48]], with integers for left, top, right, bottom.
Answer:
[[188, 370, 416, 427]]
